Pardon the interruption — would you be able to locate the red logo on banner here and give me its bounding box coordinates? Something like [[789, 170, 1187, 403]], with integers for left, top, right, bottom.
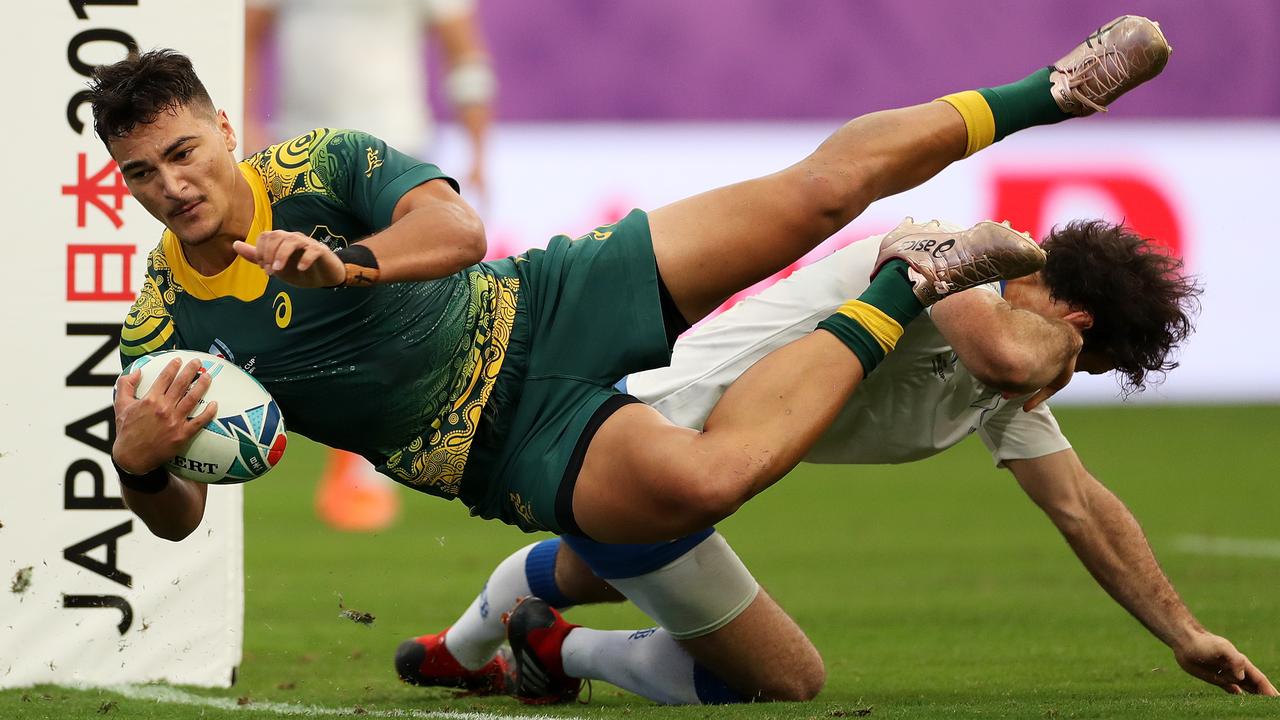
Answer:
[[991, 171, 1183, 258], [67, 245, 136, 302], [62, 154, 130, 229]]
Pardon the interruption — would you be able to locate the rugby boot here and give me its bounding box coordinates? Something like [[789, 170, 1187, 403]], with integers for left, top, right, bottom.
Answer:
[[394, 628, 513, 695], [315, 449, 399, 532], [874, 218, 1046, 306], [505, 596, 583, 704], [1050, 15, 1171, 116]]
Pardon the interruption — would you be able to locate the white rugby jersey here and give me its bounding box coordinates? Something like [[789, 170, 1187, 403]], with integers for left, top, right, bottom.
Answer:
[[627, 225, 1072, 466], [250, 0, 474, 154]]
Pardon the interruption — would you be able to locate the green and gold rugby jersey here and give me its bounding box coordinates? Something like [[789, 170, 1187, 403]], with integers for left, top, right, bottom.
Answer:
[[118, 129, 520, 500]]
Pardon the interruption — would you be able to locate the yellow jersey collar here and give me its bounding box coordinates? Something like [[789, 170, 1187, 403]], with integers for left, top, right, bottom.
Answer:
[[161, 162, 273, 302]]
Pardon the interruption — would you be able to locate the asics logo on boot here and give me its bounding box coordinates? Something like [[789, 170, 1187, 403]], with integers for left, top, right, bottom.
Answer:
[[900, 237, 956, 258]]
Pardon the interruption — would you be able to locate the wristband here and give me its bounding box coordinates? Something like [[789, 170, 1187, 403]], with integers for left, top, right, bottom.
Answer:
[[445, 60, 497, 107], [332, 244, 381, 287], [112, 458, 170, 494]]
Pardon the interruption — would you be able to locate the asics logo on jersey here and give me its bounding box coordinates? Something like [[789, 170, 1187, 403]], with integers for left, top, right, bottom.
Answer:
[[273, 291, 293, 329], [900, 237, 956, 258]]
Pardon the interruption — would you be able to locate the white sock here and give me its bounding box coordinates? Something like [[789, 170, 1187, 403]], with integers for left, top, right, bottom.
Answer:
[[561, 627, 703, 705], [443, 542, 538, 670]]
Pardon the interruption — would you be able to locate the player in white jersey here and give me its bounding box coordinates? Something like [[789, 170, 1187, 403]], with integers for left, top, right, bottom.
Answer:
[[394, 219, 1278, 704], [630, 222, 1070, 467], [246, 0, 494, 174]]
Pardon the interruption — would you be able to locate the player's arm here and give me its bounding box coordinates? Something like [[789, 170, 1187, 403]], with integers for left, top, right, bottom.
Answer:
[[343, 177, 486, 283], [1007, 449, 1278, 696], [111, 359, 216, 542], [234, 174, 485, 287], [931, 289, 1082, 408]]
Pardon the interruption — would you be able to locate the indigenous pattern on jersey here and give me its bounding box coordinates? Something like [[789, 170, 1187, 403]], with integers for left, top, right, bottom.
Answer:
[[119, 128, 520, 499]]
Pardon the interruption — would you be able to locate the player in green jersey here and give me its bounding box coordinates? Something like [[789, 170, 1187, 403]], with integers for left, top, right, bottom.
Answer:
[[115, 126, 492, 469], [101, 19, 1169, 545]]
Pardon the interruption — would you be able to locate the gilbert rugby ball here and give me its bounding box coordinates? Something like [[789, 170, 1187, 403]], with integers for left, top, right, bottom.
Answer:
[[126, 349, 287, 484]]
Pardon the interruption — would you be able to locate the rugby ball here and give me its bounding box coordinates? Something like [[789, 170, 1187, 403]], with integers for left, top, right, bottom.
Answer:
[[125, 349, 287, 484]]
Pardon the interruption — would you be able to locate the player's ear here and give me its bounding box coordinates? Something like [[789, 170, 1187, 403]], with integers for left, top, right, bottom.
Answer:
[[1063, 310, 1093, 332], [217, 110, 237, 153]]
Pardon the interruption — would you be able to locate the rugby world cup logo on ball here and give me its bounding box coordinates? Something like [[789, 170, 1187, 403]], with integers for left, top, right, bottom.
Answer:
[[125, 349, 288, 484]]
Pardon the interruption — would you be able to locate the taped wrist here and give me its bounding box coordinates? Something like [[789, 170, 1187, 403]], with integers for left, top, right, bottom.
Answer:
[[446, 60, 497, 107], [112, 458, 170, 494], [332, 244, 381, 287]]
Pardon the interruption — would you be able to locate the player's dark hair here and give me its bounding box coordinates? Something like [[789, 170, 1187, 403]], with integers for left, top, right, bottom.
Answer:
[[1041, 220, 1201, 395], [87, 49, 217, 144]]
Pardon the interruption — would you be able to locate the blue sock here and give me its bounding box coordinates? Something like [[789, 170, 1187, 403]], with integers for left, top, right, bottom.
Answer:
[[525, 538, 576, 609], [694, 662, 747, 704]]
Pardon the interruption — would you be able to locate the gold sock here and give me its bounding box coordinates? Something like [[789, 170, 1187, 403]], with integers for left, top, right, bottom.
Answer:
[[936, 90, 996, 158]]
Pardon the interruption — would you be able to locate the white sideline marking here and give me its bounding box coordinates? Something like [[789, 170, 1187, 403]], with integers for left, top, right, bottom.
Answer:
[[107, 684, 582, 720], [1173, 534, 1280, 560]]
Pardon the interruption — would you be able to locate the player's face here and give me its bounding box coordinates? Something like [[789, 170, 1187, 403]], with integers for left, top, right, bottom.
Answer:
[[1075, 351, 1115, 375], [110, 104, 241, 246]]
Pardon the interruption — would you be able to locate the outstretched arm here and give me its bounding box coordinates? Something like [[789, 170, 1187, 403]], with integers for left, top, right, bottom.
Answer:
[[1007, 449, 1277, 696], [234, 177, 485, 287]]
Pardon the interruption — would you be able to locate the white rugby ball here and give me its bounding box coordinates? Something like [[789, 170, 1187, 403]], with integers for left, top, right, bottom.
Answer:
[[125, 349, 287, 484]]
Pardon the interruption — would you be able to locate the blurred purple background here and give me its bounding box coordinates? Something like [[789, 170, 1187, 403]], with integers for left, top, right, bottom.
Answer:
[[444, 0, 1278, 120]]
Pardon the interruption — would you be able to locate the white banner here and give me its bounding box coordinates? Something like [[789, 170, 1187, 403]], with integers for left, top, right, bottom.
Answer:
[[436, 120, 1280, 404], [0, 1, 245, 688]]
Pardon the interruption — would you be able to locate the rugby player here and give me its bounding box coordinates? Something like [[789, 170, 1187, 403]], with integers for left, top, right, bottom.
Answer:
[[399, 220, 1278, 703], [103, 17, 1165, 607]]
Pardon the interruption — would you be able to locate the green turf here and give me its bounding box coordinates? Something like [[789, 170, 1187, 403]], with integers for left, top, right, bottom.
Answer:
[[4, 405, 1278, 719]]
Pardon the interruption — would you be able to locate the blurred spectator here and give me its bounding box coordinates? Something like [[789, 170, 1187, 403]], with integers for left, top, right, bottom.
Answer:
[[244, 0, 497, 531], [245, 0, 495, 196]]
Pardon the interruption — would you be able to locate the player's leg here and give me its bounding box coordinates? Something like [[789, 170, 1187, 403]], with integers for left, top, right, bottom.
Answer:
[[649, 101, 965, 324], [578, 531, 824, 702], [508, 533, 823, 704], [574, 329, 863, 542], [577, 217, 1045, 542], [566, 17, 1170, 543], [650, 15, 1170, 324], [510, 592, 819, 705], [677, 590, 825, 702], [315, 449, 399, 531], [394, 538, 624, 692], [568, 233, 961, 542]]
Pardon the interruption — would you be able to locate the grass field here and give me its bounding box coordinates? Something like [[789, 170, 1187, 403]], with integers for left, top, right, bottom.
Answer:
[[4, 405, 1279, 719]]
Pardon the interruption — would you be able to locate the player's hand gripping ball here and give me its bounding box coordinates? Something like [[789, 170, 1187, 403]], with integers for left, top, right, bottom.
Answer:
[[125, 349, 287, 484]]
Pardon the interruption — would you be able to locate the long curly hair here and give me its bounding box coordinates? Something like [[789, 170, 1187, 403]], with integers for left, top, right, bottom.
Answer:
[[87, 49, 216, 144], [1040, 220, 1202, 395]]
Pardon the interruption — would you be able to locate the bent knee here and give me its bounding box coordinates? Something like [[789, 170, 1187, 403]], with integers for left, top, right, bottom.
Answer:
[[754, 657, 826, 702], [785, 158, 876, 231]]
